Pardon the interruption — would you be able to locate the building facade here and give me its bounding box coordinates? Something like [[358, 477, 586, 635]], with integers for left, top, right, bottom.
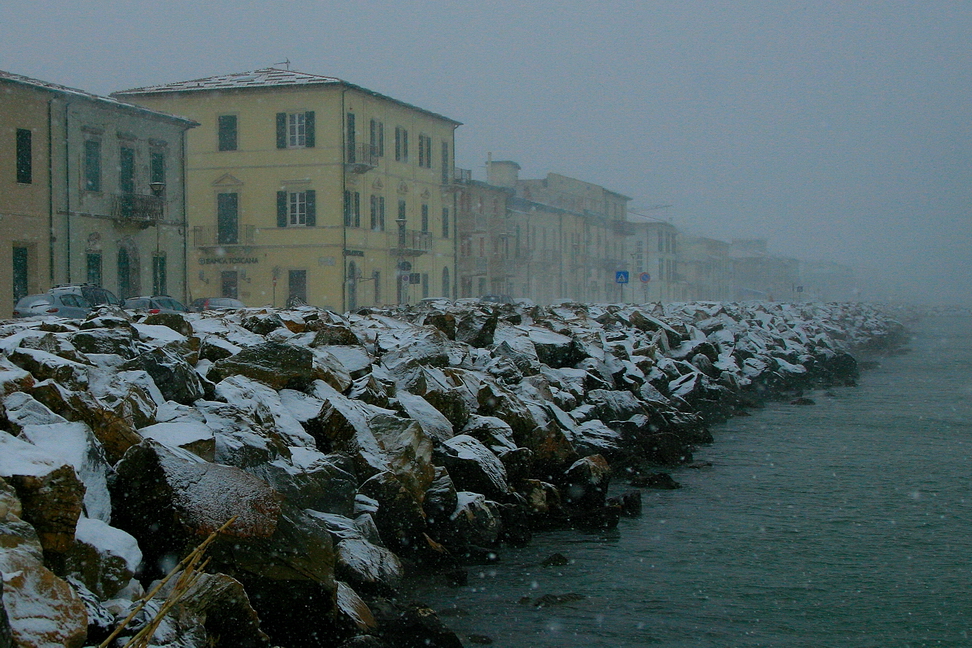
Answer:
[[1, 70, 195, 316], [626, 218, 684, 302], [115, 68, 460, 311]]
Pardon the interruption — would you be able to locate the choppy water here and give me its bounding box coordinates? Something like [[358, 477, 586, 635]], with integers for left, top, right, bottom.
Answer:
[[407, 316, 972, 647]]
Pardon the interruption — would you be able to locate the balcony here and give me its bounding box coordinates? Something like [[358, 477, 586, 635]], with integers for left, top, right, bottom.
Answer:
[[192, 225, 256, 248], [392, 229, 433, 256], [345, 144, 378, 174], [454, 168, 472, 183], [111, 193, 163, 224]]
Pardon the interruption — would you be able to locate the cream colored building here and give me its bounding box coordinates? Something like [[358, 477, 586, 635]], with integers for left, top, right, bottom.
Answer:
[[1, 70, 195, 316], [626, 217, 684, 303], [115, 68, 460, 311], [481, 160, 632, 305]]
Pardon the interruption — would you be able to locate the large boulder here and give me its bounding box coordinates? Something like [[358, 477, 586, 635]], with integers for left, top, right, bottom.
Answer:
[[357, 471, 427, 558], [455, 309, 499, 348], [305, 512, 404, 593], [209, 342, 326, 391], [0, 432, 85, 553], [248, 449, 358, 518], [561, 454, 612, 511], [62, 516, 141, 600], [122, 346, 205, 405], [109, 440, 282, 581], [8, 347, 89, 390], [438, 435, 509, 500]]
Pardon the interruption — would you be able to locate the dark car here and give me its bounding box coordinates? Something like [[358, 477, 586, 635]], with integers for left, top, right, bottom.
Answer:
[[124, 296, 189, 314], [189, 297, 246, 312], [53, 283, 123, 307]]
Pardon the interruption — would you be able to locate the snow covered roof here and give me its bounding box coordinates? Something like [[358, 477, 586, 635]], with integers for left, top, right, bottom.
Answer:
[[114, 67, 462, 126], [0, 69, 197, 127]]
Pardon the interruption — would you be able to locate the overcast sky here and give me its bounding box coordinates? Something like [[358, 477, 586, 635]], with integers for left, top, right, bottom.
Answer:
[[3, 1, 969, 304]]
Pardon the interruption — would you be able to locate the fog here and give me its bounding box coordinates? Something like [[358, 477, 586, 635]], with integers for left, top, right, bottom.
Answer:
[[3, 0, 969, 305]]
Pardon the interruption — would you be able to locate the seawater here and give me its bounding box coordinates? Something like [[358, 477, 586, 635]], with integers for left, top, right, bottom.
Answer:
[[406, 316, 972, 647]]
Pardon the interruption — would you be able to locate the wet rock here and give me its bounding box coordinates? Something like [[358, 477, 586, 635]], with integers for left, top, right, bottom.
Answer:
[[250, 450, 358, 517], [209, 341, 331, 392], [70, 326, 139, 358], [532, 592, 585, 607], [455, 309, 499, 348], [308, 512, 403, 593], [62, 516, 141, 599], [377, 602, 464, 648], [109, 440, 282, 580], [438, 435, 509, 500], [123, 345, 205, 405], [335, 580, 377, 633], [791, 396, 816, 405], [447, 492, 503, 549], [241, 311, 286, 336], [424, 311, 457, 340], [358, 471, 427, 558], [607, 489, 642, 517], [541, 552, 569, 567], [561, 454, 612, 511], [630, 472, 681, 489]]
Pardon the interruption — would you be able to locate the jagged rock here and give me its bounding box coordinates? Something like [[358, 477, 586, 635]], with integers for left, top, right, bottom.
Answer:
[[527, 327, 583, 368], [306, 512, 403, 593], [0, 511, 87, 648], [423, 467, 459, 533], [448, 492, 503, 549], [62, 516, 141, 599], [377, 601, 464, 648], [8, 347, 89, 390], [455, 309, 498, 348], [424, 311, 457, 340], [123, 345, 205, 405], [213, 375, 316, 448], [3, 392, 67, 433], [438, 435, 509, 500], [30, 380, 144, 465], [336, 581, 377, 633], [358, 471, 427, 558], [70, 326, 139, 358], [143, 311, 195, 337], [561, 454, 612, 511], [241, 312, 286, 336], [630, 472, 681, 489], [0, 357, 34, 397], [396, 391, 454, 443], [209, 341, 327, 391], [15, 331, 88, 364], [309, 322, 361, 346], [109, 440, 282, 580], [249, 449, 358, 517], [138, 419, 216, 461], [517, 479, 565, 528], [18, 421, 112, 522], [153, 571, 272, 648], [0, 432, 85, 553], [87, 368, 161, 431], [607, 490, 642, 517], [198, 334, 242, 362], [196, 399, 291, 468]]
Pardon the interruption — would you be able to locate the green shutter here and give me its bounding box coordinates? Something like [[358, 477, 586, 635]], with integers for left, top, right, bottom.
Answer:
[[305, 111, 315, 148], [305, 190, 316, 226], [276, 113, 287, 149], [277, 191, 287, 227]]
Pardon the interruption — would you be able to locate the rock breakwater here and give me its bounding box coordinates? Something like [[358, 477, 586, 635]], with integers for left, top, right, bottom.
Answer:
[[0, 300, 905, 647]]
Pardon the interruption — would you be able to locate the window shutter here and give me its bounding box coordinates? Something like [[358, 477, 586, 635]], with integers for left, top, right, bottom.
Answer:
[[305, 111, 315, 148], [276, 113, 287, 149], [277, 191, 287, 227], [305, 190, 316, 226]]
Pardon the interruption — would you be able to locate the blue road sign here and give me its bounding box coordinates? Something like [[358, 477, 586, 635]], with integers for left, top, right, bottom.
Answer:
[[639, 272, 651, 283], [616, 271, 629, 284]]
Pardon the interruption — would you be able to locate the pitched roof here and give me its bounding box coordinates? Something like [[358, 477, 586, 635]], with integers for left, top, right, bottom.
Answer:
[[114, 68, 462, 125], [0, 69, 197, 127]]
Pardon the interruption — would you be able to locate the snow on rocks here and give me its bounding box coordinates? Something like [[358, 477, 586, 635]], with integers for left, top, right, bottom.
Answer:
[[0, 300, 904, 647]]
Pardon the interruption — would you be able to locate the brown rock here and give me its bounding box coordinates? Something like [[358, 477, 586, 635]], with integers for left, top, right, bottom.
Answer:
[[5, 463, 84, 553]]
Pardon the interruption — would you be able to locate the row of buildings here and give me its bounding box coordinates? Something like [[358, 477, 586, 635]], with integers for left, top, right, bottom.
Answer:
[[1, 67, 855, 316]]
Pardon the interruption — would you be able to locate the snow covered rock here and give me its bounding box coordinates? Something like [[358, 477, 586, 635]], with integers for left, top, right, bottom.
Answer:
[[62, 516, 141, 599], [438, 435, 509, 500], [561, 454, 612, 511], [208, 341, 331, 391]]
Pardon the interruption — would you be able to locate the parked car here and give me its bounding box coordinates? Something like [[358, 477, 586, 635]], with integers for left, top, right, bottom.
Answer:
[[123, 296, 189, 314], [188, 297, 246, 312], [480, 294, 515, 304], [13, 284, 123, 320]]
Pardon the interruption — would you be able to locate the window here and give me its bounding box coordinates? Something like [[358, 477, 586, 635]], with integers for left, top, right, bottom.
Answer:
[[442, 267, 450, 298], [442, 208, 450, 238], [369, 119, 384, 157], [422, 273, 429, 298], [221, 270, 238, 299], [441, 142, 450, 184], [153, 255, 167, 296], [277, 190, 316, 227], [370, 195, 386, 231], [150, 150, 165, 186], [276, 111, 315, 149], [117, 248, 131, 299], [16, 129, 31, 184], [218, 115, 238, 151], [84, 140, 101, 191], [421, 204, 429, 232], [346, 112, 356, 162], [373, 270, 381, 304], [217, 193, 239, 244], [398, 199, 406, 222], [86, 253, 102, 286], [395, 126, 408, 162], [344, 190, 361, 227], [418, 134, 432, 168], [120, 146, 135, 195]]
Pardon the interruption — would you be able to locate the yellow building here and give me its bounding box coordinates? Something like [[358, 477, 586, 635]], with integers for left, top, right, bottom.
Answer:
[[115, 68, 460, 311], [1, 70, 195, 316], [0, 75, 50, 315]]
